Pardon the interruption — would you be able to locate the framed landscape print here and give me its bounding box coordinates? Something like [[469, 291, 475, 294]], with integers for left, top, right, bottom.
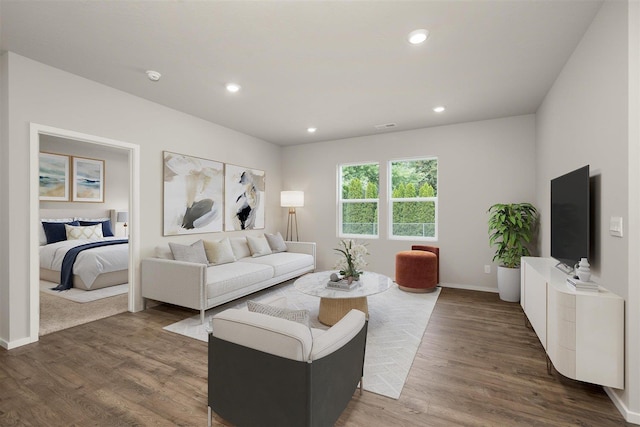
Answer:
[[163, 151, 224, 236], [39, 152, 70, 201], [224, 163, 265, 231], [72, 156, 104, 202]]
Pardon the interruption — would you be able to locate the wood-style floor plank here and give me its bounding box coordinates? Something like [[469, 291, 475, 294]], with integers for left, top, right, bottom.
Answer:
[[0, 288, 630, 426]]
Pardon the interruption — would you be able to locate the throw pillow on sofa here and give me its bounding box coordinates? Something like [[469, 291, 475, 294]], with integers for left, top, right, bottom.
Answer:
[[247, 300, 310, 327], [247, 235, 273, 258], [203, 238, 237, 265], [265, 232, 288, 253], [169, 240, 209, 264]]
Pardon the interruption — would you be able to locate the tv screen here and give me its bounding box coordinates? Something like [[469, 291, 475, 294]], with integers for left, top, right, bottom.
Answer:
[[551, 165, 590, 271]]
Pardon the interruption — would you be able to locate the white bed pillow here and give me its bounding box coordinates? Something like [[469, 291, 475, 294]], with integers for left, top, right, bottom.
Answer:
[[40, 218, 74, 245], [65, 223, 104, 240], [264, 232, 287, 253], [169, 240, 209, 264], [203, 238, 237, 265], [247, 235, 273, 258]]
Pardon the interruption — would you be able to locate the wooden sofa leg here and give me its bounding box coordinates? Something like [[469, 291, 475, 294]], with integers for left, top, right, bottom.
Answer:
[[360, 377, 363, 394]]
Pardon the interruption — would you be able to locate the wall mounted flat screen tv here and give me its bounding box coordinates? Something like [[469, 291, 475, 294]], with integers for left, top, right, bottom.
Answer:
[[551, 165, 590, 272]]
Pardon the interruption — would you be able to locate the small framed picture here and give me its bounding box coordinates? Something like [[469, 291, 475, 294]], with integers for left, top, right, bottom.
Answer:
[[72, 156, 104, 202], [39, 152, 70, 201]]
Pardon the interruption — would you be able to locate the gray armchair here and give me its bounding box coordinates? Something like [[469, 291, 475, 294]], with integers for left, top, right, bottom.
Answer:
[[207, 300, 367, 427]]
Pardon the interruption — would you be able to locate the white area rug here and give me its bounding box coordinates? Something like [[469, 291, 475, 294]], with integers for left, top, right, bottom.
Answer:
[[164, 281, 440, 399], [40, 280, 129, 303]]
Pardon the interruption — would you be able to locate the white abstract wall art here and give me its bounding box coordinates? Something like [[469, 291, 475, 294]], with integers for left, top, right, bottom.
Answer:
[[72, 156, 104, 202], [163, 151, 224, 235], [224, 164, 265, 230], [39, 152, 70, 201]]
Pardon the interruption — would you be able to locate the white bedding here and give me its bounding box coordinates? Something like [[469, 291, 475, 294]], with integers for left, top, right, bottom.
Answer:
[[39, 237, 129, 289]]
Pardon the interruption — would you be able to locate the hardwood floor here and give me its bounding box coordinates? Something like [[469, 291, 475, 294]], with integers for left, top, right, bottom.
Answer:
[[0, 288, 630, 426]]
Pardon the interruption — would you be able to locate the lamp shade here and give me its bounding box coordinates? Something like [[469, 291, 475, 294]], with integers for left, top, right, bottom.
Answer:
[[117, 211, 129, 223], [280, 191, 304, 208]]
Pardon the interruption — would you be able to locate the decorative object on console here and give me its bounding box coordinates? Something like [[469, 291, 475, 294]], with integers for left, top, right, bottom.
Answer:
[[575, 257, 591, 282], [163, 151, 224, 236], [72, 156, 104, 202], [116, 211, 128, 237], [39, 152, 70, 201], [280, 190, 304, 241], [487, 202, 538, 302], [334, 239, 368, 282], [225, 163, 265, 231]]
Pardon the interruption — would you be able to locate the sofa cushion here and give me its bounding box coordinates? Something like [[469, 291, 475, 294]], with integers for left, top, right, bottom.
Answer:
[[206, 262, 274, 299], [155, 245, 174, 260], [230, 237, 251, 259], [169, 240, 208, 264], [265, 232, 287, 253], [239, 252, 314, 277], [204, 238, 236, 265], [247, 235, 272, 257], [247, 300, 310, 327]]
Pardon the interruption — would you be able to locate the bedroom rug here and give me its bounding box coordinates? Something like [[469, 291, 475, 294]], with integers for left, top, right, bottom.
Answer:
[[163, 280, 441, 399], [40, 280, 129, 303]]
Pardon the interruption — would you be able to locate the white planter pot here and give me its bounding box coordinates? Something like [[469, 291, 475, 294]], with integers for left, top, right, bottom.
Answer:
[[497, 266, 521, 302]]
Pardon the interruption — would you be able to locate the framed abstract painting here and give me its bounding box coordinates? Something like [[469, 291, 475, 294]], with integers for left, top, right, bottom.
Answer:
[[225, 163, 266, 231], [72, 156, 104, 202], [39, 152, 70, 201], [163, 151, 224, 235]]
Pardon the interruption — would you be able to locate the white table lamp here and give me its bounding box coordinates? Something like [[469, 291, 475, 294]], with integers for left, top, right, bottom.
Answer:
[[117, 211, 129, 237]]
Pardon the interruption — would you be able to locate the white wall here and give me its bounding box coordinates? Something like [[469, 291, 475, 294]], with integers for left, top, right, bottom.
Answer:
[[536, 1, 638, 420], [39, 135, 130, 236], [0, 52, 283, 347], [282, 115, 536, 290]]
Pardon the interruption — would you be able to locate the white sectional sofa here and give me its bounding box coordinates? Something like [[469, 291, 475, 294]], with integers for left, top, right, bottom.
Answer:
[[141, 236, 316, 322]]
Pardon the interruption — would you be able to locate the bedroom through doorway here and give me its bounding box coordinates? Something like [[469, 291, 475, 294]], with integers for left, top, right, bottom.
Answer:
[[30, 124, 141, 340]]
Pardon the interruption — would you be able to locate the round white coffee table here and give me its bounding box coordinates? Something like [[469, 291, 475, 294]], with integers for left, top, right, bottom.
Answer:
[[294, 271, 392, 326]]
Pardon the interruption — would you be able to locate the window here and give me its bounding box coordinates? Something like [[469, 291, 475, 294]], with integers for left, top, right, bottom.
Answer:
[[389, 158, 438, 240], [338, 163, 379, 237]]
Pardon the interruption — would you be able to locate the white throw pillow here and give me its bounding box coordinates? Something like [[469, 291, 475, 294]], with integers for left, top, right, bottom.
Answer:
[[247, 235, 273, 258], [65, 224, 103, 240], [247, 300, 310, 327], [203, 238, 237, 265], [169, 240, 209, 264], [230, 237, 251, 259], [264, 232, 287, 253]]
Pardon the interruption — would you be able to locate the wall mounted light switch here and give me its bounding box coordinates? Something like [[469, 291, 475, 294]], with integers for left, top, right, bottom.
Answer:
[[609, 216, 623, 237]]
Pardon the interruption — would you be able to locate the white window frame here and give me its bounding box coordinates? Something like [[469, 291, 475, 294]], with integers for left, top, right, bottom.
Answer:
[[388, 157, 438, 241], [337, 162, 379, 239]]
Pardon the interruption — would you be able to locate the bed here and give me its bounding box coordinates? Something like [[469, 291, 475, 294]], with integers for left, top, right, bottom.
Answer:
[[39, 209, 129, 291]]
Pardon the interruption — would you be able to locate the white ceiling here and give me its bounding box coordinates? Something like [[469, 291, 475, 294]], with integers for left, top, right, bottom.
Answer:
[[0, 1, 602, 146]]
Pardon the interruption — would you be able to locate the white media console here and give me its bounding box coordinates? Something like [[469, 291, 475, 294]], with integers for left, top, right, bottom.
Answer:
[[521, 257, 624, 389]]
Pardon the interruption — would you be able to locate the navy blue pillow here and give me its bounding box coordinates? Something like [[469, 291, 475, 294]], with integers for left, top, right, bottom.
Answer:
[[42, 221, 80, 244], [79, 220, 114, 237]]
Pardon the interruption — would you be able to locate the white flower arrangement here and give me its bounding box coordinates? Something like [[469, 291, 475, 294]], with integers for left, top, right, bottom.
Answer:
[[334, 239, 369, 280]]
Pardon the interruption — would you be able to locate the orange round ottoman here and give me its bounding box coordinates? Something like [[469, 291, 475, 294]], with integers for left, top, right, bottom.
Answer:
[[395, 249, 438, 293]]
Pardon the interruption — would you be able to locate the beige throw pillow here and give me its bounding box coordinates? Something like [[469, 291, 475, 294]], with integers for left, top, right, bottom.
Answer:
[[169, 240, 209, 264], [265, 232, 287, 253], [65, 224, 104, 240], [247, 300, 310, 327], [247, 235, 273, 258], [203, 238, 237, 265]]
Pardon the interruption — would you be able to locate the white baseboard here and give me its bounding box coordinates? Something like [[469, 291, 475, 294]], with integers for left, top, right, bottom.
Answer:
[[0, 335, 38, 350], [440, 282, 499, 294], [605, 387, 640, 425]]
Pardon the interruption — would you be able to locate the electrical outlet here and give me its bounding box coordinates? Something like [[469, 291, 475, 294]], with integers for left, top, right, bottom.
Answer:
[[484, 265, 491, 274]]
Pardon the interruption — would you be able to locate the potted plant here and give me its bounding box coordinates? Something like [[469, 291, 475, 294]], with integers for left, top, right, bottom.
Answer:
[[488, 202, 538, 302]]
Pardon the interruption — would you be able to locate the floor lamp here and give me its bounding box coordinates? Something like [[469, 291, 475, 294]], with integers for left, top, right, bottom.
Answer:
[[280, 191, 304, 241]]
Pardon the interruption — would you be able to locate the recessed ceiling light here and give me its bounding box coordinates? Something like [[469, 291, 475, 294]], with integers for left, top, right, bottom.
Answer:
[[408, 29, 429, 45], [226, 83, 241, 93], [307, 127, 317, 133], [146, 70, 161, 81], [433, 106, 446, 113]]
